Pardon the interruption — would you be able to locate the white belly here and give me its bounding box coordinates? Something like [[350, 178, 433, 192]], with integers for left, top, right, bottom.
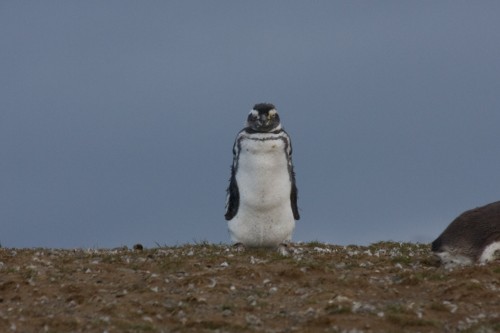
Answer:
[[435, 241, 500, 268], [479, 241, 500, 263], [228, 138, 295, 246]]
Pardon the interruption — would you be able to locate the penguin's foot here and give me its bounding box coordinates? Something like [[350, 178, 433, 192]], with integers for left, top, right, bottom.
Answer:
[[232, 242, 246, 252], [277, 243, 291, 256]]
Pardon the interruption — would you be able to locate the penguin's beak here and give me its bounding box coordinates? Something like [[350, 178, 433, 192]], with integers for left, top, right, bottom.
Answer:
[[260, 114, 270, 126]]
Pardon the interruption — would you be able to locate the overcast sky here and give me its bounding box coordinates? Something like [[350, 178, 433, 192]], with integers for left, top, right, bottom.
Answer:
[[2, 1, 500, 248]]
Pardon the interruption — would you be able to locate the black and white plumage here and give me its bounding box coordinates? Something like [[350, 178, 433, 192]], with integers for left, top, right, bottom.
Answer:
[[225, 103, 299, 247], [432, 201, 500, 268]]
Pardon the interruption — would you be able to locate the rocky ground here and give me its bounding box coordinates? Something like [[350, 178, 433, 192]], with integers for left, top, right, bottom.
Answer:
[[0, 242, 499, 333]]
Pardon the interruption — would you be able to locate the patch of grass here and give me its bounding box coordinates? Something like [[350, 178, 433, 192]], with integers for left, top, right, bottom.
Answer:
[[385, 303, 406, 314], [427, 273, 448, 281], [2, 267, 18, 275], [268, 252, 295, 263], [391, 255, 412, 266], [385, 303, 437, 328], [305, 240, 327, 248], [398, 271, 434, 285], [183, 295, 202, 304], [324, 304, 351, 315], [195, 320, 226, 330], [185, 320, 246, 331], [429, 302, 448, 312], [461, 319, 500, 333], [221, 304, 232, 311], [386, 313, 437, 327], [192, 239, 211, 246], [158, 257, 184, 272], [464, 281, 484, 291], [192, 241, 227, 252], [116, 321, 156, 332], [99, 254, 118, 264], [21, 268, 37, 280], [369, 241, 400, 248], [297, 260, 325, 272], [277, 267, 303, 279]]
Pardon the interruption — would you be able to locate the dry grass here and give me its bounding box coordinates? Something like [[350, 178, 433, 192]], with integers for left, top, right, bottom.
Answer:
[[0, 242, 499, 332]]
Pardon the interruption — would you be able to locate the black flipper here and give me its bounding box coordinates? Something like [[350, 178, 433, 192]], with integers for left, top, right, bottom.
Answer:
[[290, 169, 300, 220], [225, 164, 240, 220], [284, 130, 300, 220]]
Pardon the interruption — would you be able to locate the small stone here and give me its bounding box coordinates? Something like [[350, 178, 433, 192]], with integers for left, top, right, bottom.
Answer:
[[304, 307, 317, 317], [247, 295, 257, 306], [245, 314, 262, 326], [443, 301, 458, 313], [277, 244, 290, 256], [352, 301, 376, 314], [207, 278, 217, 288]]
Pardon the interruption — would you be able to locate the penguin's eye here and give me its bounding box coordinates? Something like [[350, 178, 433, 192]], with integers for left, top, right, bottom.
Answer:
[[249, 110, 259, 120]]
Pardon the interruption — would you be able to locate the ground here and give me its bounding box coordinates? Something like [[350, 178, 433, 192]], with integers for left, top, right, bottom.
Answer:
[[0, 242, 499, 333]]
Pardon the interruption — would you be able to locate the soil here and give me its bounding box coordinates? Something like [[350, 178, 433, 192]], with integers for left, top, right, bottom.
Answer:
[[0, 242, 499, 333]]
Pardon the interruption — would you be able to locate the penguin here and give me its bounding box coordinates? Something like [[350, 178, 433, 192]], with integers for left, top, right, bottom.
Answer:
[[225, 103, 299, 247], [431, 201, 500, 267]]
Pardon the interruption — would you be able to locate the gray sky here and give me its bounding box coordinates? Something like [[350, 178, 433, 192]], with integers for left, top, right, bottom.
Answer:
[[2, 1, 500, 248]]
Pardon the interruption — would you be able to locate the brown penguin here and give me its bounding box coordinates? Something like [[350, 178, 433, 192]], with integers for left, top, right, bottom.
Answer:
[[432, 201, 500, 267]]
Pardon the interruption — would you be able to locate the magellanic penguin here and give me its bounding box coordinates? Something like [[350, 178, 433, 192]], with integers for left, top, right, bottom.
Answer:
[[225, 103, 299, 247], [432, 201, 500, 268]]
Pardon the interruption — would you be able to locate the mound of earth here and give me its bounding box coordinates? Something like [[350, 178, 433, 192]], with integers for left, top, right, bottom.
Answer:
[[0, 242, 499, 332]]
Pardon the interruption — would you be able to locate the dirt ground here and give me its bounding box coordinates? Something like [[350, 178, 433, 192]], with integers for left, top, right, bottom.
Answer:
[[0, 242, 499, 333]]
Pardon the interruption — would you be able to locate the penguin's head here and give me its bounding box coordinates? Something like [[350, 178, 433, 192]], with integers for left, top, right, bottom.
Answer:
[[246, 103, 281, 132]]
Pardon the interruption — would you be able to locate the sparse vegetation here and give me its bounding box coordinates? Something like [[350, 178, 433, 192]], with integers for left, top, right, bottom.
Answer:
[[0, 242, 499, 332]]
